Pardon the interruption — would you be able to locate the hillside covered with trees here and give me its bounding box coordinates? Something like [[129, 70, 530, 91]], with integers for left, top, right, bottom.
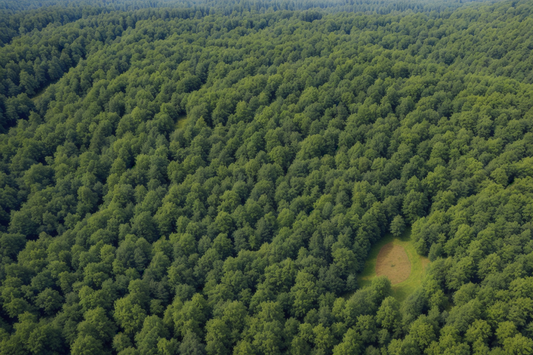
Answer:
[[2, 0, 533, 354]]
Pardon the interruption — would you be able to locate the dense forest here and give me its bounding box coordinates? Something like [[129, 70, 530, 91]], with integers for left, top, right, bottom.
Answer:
[[2, 0, 533, 354]]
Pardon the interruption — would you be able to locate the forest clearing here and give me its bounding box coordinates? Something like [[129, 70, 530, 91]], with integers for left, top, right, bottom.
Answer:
[[359, 229, 430, 302], [376, 243, 411, 284]]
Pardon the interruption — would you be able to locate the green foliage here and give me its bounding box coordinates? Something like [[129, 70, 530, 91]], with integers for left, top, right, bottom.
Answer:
[[1, 0, 533, 353], [390, 215, 405, 238]]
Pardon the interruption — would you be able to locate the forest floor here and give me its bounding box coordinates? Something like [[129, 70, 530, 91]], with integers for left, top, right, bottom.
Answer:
[[375, 243, 411, 284], [30, 79, 61, 102], [31, 87, 47, 102], [358, 227, 430, 302]]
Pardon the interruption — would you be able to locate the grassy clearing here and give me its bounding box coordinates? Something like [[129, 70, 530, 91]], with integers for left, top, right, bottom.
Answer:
[[358, 227, 430, 302], [176, 115, 188, 129], [375, 243, 411, 284]]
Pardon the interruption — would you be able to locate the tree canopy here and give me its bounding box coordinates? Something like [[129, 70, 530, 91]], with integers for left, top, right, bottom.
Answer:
[[1, 0, 533, 354]]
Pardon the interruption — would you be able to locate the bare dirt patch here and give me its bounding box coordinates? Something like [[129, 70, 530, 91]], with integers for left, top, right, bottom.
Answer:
[[375, 243, 411, 284]]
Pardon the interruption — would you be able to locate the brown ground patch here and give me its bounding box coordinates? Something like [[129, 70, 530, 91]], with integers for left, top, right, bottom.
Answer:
[[375, 243, 411, 284]]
